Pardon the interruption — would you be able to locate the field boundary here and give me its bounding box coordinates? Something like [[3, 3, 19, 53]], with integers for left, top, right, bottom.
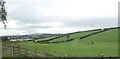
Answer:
[[10, 45, 66, 57], [80, 28, 112, 39]]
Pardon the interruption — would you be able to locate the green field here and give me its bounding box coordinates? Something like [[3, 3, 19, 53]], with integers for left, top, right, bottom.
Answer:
[[49, 30, 101, 42], [35, 36, 57, 42], [19, 28, 118, 57]]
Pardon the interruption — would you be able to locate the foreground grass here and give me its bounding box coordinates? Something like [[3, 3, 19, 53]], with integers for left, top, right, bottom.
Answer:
[[20, 29, 118, 57]]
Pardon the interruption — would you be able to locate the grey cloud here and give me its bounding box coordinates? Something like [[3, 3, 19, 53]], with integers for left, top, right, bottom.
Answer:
[[26, 25, 54, 29], [7, 0, 118, 31], [7, 0, 72, 24], [9, 6, 59, 24], [61, 17, 118, 28], [9, 25, 54, 30]]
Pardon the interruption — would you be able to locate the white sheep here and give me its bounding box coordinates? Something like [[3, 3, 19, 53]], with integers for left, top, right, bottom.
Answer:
[[100, 54, 104, 57]]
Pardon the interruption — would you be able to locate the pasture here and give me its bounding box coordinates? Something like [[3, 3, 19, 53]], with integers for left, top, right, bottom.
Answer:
[[35, 36, 57, 42], [19, 28, 118, 57]]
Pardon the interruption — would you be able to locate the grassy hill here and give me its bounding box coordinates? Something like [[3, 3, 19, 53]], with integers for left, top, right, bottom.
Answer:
[[35, 36, 58, 42], [19, 28, 118, 57], [48, 30, 101, 42]]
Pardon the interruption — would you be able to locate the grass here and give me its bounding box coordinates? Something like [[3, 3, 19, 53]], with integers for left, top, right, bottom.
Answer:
[[2, 41, 23, 57], [35, 36, 57, 42], [1, 41, 12, 57], [2, 28, 118, 57], [49, 30, 101, 42], [20, 28, 118, 57]]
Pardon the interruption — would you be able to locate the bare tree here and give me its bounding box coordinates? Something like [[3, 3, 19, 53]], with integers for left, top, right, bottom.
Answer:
[[0, 0, 7, 29]]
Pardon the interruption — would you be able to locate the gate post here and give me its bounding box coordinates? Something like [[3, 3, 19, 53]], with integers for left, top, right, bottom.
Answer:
[[18, 45, 21, 55], [10, 45, 14, 56], [34, 49, 37, 57], [64, 54, 67, 59]]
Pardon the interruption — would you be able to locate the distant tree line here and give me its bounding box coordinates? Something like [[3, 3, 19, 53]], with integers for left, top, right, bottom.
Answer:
[[2, 36, 9, 41]]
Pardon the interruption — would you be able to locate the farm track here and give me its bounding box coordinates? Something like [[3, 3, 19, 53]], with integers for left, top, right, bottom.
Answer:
[[36, 27, 119, 44]]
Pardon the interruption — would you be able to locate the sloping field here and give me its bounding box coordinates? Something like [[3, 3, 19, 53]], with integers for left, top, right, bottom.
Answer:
[[35, 36, 57, 42], [49, 30, 101, 42], [21, 28, 118, 57]]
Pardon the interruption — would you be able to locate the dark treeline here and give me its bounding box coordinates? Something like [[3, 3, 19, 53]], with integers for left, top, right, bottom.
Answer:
[[36, 39, 74, 44]]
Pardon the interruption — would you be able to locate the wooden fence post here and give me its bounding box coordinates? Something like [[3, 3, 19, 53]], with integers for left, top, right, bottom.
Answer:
[[10, 45, 14, 56], [45, 51, 49, 59], [18, 45, 21, 55], [109, 56, 112, 59], [64, 54, 67, 59], [34, 49, 37, 57], [25, 49, 28, 57], [101, 56, 104, 59], [46, 51, 49, 57], [65, 54, 67, 57]]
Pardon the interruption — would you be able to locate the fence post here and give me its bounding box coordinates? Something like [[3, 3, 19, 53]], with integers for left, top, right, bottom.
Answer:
[[46, 51, 49, 57], [10, 45, 14, 56], [101, 56, 104, 59], [18, 45, 21, 55], [64, 54, 67, 57], [34, 49, 37, 57], [109, 56, 111, 59], [45, 51, 49, 59], [64, 54, 67, 59], [25, 49, 28, 57]]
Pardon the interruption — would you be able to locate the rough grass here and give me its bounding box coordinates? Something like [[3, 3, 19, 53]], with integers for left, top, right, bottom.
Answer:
[[20, 29, 118, 57]]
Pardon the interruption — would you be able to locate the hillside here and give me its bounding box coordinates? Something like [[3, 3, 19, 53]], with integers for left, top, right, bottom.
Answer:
[[20, 27, 118, 57]]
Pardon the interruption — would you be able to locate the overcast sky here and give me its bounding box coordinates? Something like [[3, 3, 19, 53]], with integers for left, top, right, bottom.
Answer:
[[0, 0, 119, 36]]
